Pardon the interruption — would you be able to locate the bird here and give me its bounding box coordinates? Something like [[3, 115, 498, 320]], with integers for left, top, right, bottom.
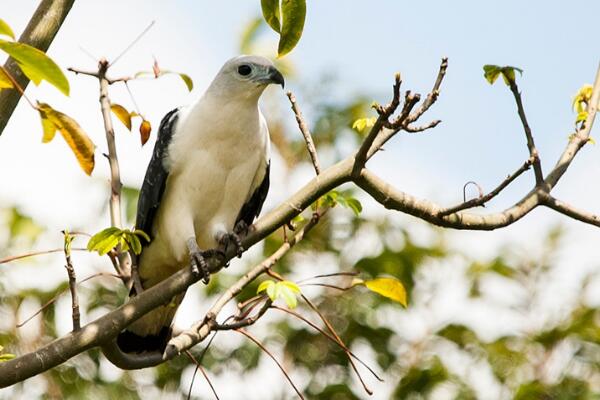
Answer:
[[116, 55, 284, 353]]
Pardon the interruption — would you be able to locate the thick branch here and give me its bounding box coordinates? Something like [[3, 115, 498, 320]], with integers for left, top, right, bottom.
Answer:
[[355, 168, 542, 230], [0, 0, 75, 136], [0, 158, 350, 384], [541, 194, 600, 227]]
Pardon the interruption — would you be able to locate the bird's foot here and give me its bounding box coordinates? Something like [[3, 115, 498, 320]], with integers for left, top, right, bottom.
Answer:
[[233, 220, 251, 237], [187, 239, 224, 284], [216, 229, 245, 259]]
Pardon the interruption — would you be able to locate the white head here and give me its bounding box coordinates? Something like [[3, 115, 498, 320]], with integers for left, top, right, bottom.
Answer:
[[206, 55, 285, 101]]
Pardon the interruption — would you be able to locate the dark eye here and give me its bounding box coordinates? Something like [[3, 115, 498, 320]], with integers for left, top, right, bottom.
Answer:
[[238, 64, 252, 76]]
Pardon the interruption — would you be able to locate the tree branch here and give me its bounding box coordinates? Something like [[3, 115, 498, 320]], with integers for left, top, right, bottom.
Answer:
[[287, 91, 321, 175], [0, 0, 75, 136], [507, 78, 544, 184], [438, 157, 533, 216]]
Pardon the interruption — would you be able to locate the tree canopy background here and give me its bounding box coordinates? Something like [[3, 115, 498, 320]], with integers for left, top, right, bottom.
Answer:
[[1, 1, 599, 398]]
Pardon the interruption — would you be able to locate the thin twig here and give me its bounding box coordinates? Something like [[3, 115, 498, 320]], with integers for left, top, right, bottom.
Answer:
[[299, 283, 351, 291], [237, 329, 305, 400], [0, 66, 36, 109], [272, 305, 383, 382], [124, 81, 143, 116], [187, 331, 220, 400], [287, 92, 321, 175], [109, 21, 155, 68], [185, 350, 220, 400], [215, 300, 272, 330], [63, 231, 80, 331], [0, 247, 88, 265], [301, 294, 373, 394], [405, 57, 448, 123], [438, 157, 533, 216], [403, 119, 441, 133], [354, 74, 403, 169], [16, 272, 121, 328], [508, 78, 543, 184], [296, 271, 359, 284]]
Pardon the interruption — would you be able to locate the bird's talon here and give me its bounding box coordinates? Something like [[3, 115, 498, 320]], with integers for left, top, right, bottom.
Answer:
[[217, 231, 245, 258], [190, 252, 211, 284]]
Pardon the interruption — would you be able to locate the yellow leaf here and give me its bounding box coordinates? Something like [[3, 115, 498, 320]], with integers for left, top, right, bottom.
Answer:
[[352, 117, 376, 133], [39, 111, 57, 143], [0, 68, 13, 89], [178, 73, 193, 92], [139, 119, 151, 146], [359, 277, 407, 307], [0, 19, 15, 40], [572, 84, 593, 113], [111, 103, 132, 131], [38, 103, 95, 175]]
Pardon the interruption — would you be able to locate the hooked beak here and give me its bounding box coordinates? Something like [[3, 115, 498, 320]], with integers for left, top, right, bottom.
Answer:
[[258, 65, 285, 88]]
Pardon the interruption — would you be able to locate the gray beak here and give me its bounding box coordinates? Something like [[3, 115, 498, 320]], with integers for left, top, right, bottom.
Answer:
[[267, 66, 285, 88]]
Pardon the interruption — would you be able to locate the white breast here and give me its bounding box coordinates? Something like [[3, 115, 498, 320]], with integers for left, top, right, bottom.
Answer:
[[138, 96, 269, 284]]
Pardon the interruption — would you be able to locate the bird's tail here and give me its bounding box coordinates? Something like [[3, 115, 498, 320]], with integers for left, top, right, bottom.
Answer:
[[116, 291, 186, 353]]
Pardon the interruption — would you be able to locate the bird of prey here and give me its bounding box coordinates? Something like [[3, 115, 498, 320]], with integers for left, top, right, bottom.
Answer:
[[117, 55, 284, 353]]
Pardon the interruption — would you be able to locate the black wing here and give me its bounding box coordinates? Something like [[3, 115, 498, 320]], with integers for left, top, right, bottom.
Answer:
[[135, 108, 180, 241], [236, 162, 270, 227]]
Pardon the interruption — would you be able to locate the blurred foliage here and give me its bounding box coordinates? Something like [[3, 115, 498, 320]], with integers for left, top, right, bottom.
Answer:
[[0, 14, 599, 400]]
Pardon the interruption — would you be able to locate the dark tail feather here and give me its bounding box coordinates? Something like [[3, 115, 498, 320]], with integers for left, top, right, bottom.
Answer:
[[116, 326, 172, 353]]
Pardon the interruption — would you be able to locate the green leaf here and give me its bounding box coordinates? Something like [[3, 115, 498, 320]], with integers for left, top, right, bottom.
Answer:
[[261, 0, 281, 33], [337, 193, 362, 216], [134, 229, 151, 243], [257, 280, 276, 297], [0, 39, 69, 95], [352, 117, 377, 133], [353, 277, 408, 307], [111, 103, 132, 131], [483, 65, 502, 84], [87, 227, 121, 255], [483, 64, 523, 86], [257, 280, 300, 308], [87, 227, 147, 256], [0, 353, 15, 362], [344, 197, 363, 216], [0, 19, 15, 40], [280, 280, 300, 293], [63, 229, 75, 254], [37, 103, 95, 175], [125, 232, 142, 255], [0, 67, 13, 89], [278, 0, 306, 57], [279, 284, 298, 308]]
